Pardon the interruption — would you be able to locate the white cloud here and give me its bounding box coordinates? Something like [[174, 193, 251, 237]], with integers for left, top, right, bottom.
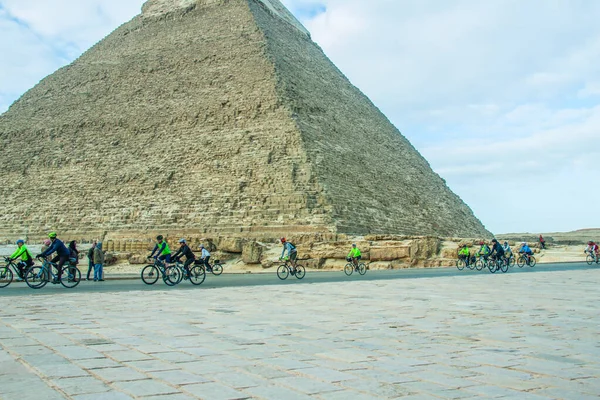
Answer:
[[1, 0, 599, 233]]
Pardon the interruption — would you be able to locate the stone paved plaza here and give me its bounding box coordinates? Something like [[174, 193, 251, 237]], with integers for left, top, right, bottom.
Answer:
[[1, 270, 599, 399]]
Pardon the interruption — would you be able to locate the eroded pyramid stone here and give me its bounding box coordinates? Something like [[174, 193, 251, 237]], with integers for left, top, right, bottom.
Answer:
[[0, 0, 490, 239]]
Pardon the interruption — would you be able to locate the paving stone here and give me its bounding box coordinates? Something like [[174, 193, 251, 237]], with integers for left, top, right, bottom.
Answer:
[[148, 369, 210, 385], [51, 376, 112, 396], [183, 382, 251, 399], [242, 384, 314, 400], [112, 379, 181, 397], [90, 367, 148, 383], [72, 392, 134, 400]]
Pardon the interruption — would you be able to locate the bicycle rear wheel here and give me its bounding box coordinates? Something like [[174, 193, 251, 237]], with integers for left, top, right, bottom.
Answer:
[[212, 263, 223, 276], [60, 267, 81, 288], [164, 266, 182, 286], [358, 263, 367, 275], [344, 263, 354, 276], [528, 256, 537, 267], [189, 266, 206, 285], [0, 266, 13, 288], [277, 265, 289, 280], [500, 259, 509, 273], [141, 265, 159, 285], [295, 265, 306, 279], [25, 266, 47, 289]]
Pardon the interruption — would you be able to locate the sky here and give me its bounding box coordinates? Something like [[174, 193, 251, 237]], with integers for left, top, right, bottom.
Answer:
[[1, 0, 599, 234]]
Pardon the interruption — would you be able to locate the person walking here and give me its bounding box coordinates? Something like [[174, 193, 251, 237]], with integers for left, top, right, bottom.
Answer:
[[539, 235, 546, 250], [86, 241, 96, 281], [93, 242, 105, 282]]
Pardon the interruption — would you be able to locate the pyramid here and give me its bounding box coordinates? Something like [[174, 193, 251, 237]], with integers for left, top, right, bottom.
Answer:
[[0, 0, 490, 239]]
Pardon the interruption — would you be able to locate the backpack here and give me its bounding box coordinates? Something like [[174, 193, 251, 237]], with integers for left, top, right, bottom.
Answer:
[[288, 242, 296, 251]]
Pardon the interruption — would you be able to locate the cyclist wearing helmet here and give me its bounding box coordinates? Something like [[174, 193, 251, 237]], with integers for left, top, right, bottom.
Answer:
[[347, 244, 361, 267], [199, 244, 211, 272], [36, 232, 70, 283], [172, 239, 195, 274], [476, 241, 490, 261], [519, 242, 533, 255], [458, 244, 470, 266], [149, 235, 171, 264], [585, 241, 599, 259], [9, 239, 34, 279], [489, 239, 505, 262], [279, 237, 297, 269]]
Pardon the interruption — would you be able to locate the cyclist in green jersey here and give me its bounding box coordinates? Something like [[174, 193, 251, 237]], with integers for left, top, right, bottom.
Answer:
[[149, 235, 172, 264]]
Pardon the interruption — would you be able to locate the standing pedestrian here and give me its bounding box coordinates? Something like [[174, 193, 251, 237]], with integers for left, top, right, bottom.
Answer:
[[539, 235, 546, 250], [93, 242, 105, 282], [86, 241, 96, 281]]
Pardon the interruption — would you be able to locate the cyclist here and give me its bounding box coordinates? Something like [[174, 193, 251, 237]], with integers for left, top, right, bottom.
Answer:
[[36, 232, 70, 283], [8, 239, 34, 280], [458, 244, 470, 267], [502, 241, 513, 263], [489, 239, 505, 268], [585, 241, 599, 261], [519, 242, 534, 264], [149, 235, 171, 265], [347, 243, 361, 268], [173, 239, 196, 275], [476, 241, 491, 261], [280, 237, 297, 271], [199, 244, 211, 272]]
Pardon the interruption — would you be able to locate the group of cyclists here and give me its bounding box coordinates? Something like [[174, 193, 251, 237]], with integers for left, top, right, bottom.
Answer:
[[458, 240, 535, 268], [148, 235, 213, 274]]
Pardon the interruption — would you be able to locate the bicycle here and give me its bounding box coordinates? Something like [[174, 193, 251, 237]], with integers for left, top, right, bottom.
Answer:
[[195, 259, 224, 276], [141, 258, 181, 286], [344, 257, 366, 276], [24, 257, 81, 289], [585, 252, 599, 265], [487, 256, 509, 274], [0, 257, 29, 288], [474, 255, 489, 271], [277, 258, 306, 280], [168, 259, 206, 285], [517, 253, 537, 268]]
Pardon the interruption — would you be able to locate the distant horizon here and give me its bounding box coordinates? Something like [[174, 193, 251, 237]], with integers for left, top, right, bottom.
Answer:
[[1, 0, 599, 233]]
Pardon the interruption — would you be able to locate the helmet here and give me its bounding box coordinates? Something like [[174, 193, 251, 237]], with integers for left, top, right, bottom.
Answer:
[[491, 239, 497, 243], [503, 241, 508, 245], [522, 242, 527, 245], [352, 243, 356, 247], [280, 237, 286, 243], [48, 232, 57, 239], [43, 239, 51, 246], [200, 244, 205, 248], [589, 241, 593, 245], [156, 235, 163, 241], [479, 241, 484, 245], [179, 238, 186, 244], [16, 239, 24, 245]]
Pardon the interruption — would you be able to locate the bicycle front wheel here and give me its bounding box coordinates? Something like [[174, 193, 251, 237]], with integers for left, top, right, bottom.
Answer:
[[189, 266, 206, 285], [475, 260, 484, 271], [25, 266, 47, 289], [277, 265, 289, 280], [488, 260, 497, 274], [586, 255, 594, 265], [344, 263, 354, 276], [164, 266, 182, 286], [212, 263, 223, 276], [0, 266, 13, 288], [295, 265, 306, 280], [358, 263, 367, 275], [60, 267, 81, 288], [517, 256, 526, 268], [456, 259, 465, 271], [141, 265, 159, 285]]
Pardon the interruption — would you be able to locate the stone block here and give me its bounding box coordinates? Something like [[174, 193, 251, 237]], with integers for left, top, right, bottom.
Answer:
[[242, 241, 263, 264], [370, 246, 410, 261], [218, 238, 243, 253]]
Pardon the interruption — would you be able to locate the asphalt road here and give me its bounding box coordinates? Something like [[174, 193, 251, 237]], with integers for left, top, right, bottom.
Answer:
[[0, 262, 596, 298]]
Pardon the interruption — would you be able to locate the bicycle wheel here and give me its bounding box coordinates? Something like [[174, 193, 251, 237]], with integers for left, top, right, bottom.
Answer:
[[475, 260, 484, 271], [212, 263, 223, 276], [141, 265, 160, 285], [164, 266, 182, 286], [358, 263, 367, 275], [456, 259, 465, 271], [295, 265, 306, 280], [500, 259, 509, 273], [509, 256, 516, 268], [488, 260, 497, 274], [586, 255, 594, 265], [277, 265, 289, 280], [517, 256, 526, 268], [344, 263, 354, 276], [25, 266, 47, 289], [528, 256, 536, 267], [60, 267, 81, 288], [189, 266, 206, 285], [0, 266, 13, 288]]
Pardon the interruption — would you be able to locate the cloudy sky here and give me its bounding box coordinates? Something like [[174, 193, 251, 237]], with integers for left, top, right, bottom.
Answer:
[[1, 0, 599, 234]]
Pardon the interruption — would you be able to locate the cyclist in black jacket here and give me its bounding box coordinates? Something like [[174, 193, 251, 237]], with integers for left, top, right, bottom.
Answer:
[[36, 232, 70, 283], [489, 239, 505, 262], [172, 239, 196, 275]]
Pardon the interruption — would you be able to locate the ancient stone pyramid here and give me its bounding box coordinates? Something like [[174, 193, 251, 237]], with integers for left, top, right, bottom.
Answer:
[[0, 0, 489, 239]]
